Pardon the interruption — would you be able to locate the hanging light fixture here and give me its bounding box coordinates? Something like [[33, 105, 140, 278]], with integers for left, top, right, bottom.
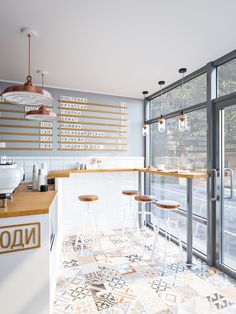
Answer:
[[157, 80, 165, 133], [142, 91, 149, 136], [1, 28, 53, 106], [178, 68, 188, 131], [25, 71, 57, 121]]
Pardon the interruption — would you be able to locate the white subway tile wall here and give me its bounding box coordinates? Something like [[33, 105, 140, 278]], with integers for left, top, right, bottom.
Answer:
[[13, 157, 144, 180]]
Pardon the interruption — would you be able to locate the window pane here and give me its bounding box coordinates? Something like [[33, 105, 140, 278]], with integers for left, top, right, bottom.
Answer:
[[150, 108, 207, 171], [150, 108, 207, 255], [217, 58, 236, 97], [221, 106, 236, 269], [151, 199, 207, 255], [150, 73, 207, 119]]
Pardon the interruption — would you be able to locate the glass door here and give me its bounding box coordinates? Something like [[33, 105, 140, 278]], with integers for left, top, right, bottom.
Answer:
[[216, 102, 236, 275]]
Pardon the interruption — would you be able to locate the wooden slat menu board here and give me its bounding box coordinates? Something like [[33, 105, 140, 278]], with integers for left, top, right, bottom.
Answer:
[[58, 96, 128, 151], [0, 100, 53, 150], [0, 95, 129, 152]]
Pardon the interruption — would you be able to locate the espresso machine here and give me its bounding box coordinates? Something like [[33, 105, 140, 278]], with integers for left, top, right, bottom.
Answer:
[[0, 157, 24, 207]]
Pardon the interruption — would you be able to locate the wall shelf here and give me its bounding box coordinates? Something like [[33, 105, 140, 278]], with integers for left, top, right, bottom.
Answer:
[[0, 140, 52, 143], [58, 127, 127, 133], [0, 124, 52, 130], [58, 113, 127, 122], [0, 96, 128, 153], [58, 148, 127, 151], [58, 141, 123, 145], [0, 147, 53, 151], [58, 120, 126, 127], [58, 106, 127, 115], [58, 99, 127, 109]]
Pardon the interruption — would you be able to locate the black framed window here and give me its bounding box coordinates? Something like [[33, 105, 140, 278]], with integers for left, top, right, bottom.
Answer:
[[217, 58, 236, 97], [150, 73, 207, 119]]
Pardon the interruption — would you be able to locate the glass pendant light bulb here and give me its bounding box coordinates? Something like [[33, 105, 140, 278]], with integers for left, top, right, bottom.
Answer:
[[178, 68, 188, 131], [142, 90, 149, 136], [142, 124, 149, 136], [178, 111, 188, 131], [158, 81, 166, 133], [158, 115, 165, 133]]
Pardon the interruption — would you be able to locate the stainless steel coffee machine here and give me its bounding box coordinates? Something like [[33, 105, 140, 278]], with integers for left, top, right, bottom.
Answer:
[[0, 157, 24, 207]]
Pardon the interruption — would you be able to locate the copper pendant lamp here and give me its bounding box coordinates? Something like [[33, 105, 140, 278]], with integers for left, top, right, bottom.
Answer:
[[25, 71, 57, 121], [1, 28, 53, 106]]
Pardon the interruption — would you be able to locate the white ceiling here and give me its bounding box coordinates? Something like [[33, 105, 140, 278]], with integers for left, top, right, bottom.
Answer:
[[1, 0, 236, 99]]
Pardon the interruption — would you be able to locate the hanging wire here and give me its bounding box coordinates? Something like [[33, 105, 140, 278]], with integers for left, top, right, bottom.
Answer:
[[181, 71, 184, 110], [41, 73, 44, 89], [27, 34, 32, 81], [160, 84, 163, 115]]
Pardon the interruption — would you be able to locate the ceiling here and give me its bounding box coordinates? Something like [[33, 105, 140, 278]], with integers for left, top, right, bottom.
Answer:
[[1, 0, 236, 99]]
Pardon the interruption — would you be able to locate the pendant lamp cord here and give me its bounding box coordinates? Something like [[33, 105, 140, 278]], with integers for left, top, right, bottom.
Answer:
[[160, 85, 163, 116], [27, 34, 32, 82], [41, 73, 44, 89], [181, 72, 184, 111]]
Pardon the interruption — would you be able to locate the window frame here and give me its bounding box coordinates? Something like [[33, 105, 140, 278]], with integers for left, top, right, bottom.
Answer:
[[143, 48, 236, 268]]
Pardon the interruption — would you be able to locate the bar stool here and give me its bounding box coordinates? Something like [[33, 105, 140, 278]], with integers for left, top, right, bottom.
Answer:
[[76, 194, 101, 255], [151, 200, 184, 265], [134, 195, 156, 232], [121, 190, 139, 235]]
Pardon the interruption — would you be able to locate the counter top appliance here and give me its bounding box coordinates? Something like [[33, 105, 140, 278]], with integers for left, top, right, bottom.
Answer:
[[0, 161, 24, 207]]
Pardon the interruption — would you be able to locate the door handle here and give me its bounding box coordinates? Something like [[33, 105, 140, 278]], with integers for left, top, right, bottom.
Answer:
[[210, 169, 218, 201], [224, 168, 233, 199]]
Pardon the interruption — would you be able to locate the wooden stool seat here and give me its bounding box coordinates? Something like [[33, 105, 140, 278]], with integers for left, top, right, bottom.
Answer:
[[122, 190, 139, 196], [155, 200, 180, 209], [79, 195, 99, 202], [135, 195, 155, 203]]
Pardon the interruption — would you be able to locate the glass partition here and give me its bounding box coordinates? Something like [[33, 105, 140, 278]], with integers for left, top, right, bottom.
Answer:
[[150, 109, 207, 172]]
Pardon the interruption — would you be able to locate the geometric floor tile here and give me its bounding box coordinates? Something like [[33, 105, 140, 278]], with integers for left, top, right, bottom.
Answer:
[[206, 292, 234, 310], [69, 285, 92, 301], [93, 291, 116, 311], [53, 228, 236, 314]]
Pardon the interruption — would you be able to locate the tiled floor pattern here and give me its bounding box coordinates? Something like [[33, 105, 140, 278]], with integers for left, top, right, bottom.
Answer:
[[53, 229, 236, 313]]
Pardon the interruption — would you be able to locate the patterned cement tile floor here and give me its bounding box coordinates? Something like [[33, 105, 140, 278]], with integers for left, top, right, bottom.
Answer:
[[53, 228, 236, 314]]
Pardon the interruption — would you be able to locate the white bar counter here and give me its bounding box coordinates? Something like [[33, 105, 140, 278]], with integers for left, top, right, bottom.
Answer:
[[0, 189, 59, 314], [49, 167, 208, 265]]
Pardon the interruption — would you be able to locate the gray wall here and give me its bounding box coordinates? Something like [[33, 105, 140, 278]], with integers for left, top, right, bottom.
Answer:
[[0, 81, 144, 157]]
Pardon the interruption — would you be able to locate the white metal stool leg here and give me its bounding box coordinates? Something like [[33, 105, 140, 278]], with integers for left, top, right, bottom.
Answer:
[[174, 214, 184, 263], [88, 204, 102, 251], [151, 201, 184, 266], [122, 190, 139, 236], [151, 214, 160, 260], [122, 196, 132, 235], [135, 207, 142, 236], [135, 202, 153, 234], [80, 208, 89, 255], [164, 211, 169, 267], [77, 195, 100, 255]]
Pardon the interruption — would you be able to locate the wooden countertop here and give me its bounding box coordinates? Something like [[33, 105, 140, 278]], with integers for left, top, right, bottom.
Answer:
[[0, 190, 57, 218], [139, 168, 208, 179], [48, 168, 208, 179]]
